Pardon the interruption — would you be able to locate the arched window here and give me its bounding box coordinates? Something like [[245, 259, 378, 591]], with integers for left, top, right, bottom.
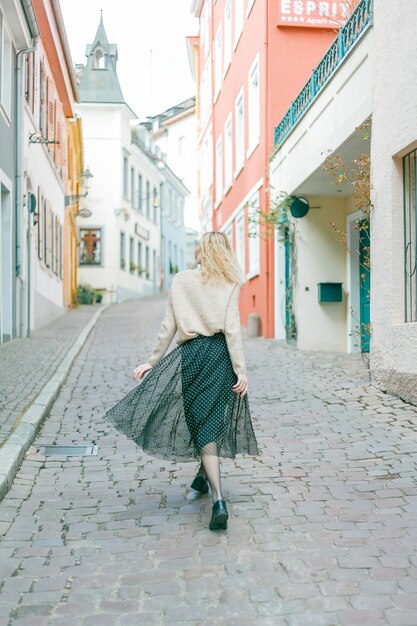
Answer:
[[94, 48, 105, 69]]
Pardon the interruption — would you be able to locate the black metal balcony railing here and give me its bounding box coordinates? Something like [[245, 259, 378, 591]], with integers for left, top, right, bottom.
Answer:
[[274, 0, 373, 148]]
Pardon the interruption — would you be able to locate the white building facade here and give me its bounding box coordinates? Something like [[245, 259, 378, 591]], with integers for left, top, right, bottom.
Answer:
[[75, 17, 161, 303], [370, 0, 417, 405], [270, 0, 373, 353]]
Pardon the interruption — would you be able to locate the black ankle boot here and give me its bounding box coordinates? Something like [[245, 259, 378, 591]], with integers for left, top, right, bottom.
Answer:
[[191, 474, 209, 494], [209, 499, 229, 530]]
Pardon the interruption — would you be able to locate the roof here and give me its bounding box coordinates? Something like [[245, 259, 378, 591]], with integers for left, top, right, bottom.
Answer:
[[78, 13, 124, 104], [144, 96, 196, 130]]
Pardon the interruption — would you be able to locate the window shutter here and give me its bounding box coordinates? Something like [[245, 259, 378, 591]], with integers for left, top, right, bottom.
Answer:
[[47, 80, 55, 144]]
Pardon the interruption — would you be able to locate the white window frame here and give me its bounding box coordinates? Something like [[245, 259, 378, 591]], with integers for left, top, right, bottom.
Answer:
[[215, 135, 223, 208], [234, 87, 245, 178], [224, 114, 233, 194], [0, 13, 12, 121], [247, 53, 260, 158], [225, 223, 233, 248], [200, 54, 212, 128], [214, 24, 222, 100], [234, 0, 244, 49], [246, 0, 256, 18], [235, 212, 246, 275], [248, 191, 260, 278], [223, 0, 232, 77]]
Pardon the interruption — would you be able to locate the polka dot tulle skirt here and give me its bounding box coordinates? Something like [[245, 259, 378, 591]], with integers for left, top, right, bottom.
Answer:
[[105, 333, 259, 461]]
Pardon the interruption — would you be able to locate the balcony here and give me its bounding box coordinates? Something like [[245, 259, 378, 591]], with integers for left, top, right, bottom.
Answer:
[[274, 0, 374, 148]]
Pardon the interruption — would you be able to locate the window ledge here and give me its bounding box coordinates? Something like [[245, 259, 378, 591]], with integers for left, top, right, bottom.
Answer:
[[246, 139, 260, 160], [0, 104, 11, 126], [234, 31, 243, 51], [246, 0, 255, 18], [223, 60, 231, 80], [234, 162, 244, 179], [224, 181, 232, 196], [246, 269, 260, 281]]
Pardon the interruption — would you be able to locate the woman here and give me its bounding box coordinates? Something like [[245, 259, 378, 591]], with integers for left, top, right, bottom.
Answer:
[[105, 232, 259, 530]]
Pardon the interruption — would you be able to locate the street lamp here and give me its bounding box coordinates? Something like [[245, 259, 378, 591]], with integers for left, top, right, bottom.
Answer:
[[65, 168, 94, 206]]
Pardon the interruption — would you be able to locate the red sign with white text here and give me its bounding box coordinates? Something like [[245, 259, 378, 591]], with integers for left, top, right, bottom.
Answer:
[[277, 1, 351, 28]]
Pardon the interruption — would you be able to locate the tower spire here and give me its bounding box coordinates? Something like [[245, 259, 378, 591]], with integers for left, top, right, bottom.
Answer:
[[78, 14, 124, 104]]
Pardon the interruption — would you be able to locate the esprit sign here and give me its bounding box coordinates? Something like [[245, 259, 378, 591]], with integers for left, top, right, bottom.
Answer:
[[278, 1, 350, 28]]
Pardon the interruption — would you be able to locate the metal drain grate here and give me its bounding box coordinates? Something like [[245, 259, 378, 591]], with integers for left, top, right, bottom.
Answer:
[[39, 445, 98, 456]]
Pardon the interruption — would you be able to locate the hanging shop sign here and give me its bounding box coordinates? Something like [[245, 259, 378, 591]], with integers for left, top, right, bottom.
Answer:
[[277, 1, 351, 28]]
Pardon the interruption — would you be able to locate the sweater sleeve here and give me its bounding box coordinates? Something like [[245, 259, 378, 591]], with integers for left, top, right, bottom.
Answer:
[[224, 285, 246, 376], [147, 291, 177, 367]]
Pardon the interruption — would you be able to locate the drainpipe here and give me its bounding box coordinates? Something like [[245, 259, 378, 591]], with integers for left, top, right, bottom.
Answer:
[[15, 45, 36, 338]]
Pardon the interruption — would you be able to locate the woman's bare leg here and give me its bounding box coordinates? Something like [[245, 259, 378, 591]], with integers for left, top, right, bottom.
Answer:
[[201, 449, 223, 502]]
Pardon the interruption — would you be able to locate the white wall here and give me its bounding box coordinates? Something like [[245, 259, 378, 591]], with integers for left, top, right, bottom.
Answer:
[[23, 109, 65, 330], [154, 110, 200, 232], [76, 103, 161, 302], [370, 0, 417, 403], [294, 197, 349, 352]]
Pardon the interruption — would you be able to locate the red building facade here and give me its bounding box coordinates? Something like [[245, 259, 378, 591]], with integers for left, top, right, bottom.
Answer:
[[192, 0, 348, 337]]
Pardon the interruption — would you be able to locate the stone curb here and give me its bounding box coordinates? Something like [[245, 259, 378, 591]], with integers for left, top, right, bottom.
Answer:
[[0, 305, 109, 502]]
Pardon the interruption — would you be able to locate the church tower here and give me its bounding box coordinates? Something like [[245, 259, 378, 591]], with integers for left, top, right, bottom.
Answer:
[[78, 13, 124, 104]]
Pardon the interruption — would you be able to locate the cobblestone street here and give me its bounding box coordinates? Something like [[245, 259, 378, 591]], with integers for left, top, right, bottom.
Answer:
[[1, 297, 417, 626]]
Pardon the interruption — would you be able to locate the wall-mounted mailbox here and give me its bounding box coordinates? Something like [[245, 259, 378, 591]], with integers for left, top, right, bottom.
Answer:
[[318, 282, 343, 303]]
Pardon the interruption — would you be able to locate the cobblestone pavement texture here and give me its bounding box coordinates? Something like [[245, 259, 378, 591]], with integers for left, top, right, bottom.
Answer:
[[0, 306, 101, 445], [1, 296, 417, 625]]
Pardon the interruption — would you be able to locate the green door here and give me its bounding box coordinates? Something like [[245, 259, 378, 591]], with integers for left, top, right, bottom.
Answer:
[[359, 220, 370, 352]]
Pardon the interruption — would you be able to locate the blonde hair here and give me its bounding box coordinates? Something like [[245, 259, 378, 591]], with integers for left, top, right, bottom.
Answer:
[[196, 231, 244, 285]]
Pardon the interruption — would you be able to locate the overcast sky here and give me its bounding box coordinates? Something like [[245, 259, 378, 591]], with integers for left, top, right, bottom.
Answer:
[[60, 0, 198, 120]]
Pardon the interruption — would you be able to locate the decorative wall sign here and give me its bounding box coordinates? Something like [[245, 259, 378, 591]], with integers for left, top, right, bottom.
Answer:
[[277, 0, 351, 28], [135, 223, 150, 240]]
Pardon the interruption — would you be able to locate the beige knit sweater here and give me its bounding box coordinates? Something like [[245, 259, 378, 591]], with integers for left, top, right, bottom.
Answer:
[[147, 269, 246, 375]]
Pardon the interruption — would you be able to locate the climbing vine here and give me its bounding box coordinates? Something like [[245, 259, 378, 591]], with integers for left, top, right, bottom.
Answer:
[[247, 190, 298, 341], [321, 119, 372, 363]]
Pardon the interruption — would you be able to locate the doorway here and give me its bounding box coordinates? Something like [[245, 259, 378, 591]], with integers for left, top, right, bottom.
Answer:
[[1, 183, 12, 343]]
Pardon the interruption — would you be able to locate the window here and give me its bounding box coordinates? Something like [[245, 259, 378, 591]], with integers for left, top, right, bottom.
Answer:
[[235, 89, 245, 175], [223, 0, 232, 75], [94, 48, 105, 69], [123, 156, 129, 198], [234, 0, 244, 48], [130, 167, 135, 207], [120, 231, 126, 270], [403, 148, 417, 322], [224, 114, 233, 193], [236, 213, 246, 274], [39, 61, 47, 134], [145, 245, 150, 279], [248, 55, 260, 155], [248, 192, 260, 276], [25, 51, 35, 113], [37, 188, 43, 260], [178, 136, 185, 156], [138, 174, 143, 212], [45, 200, 52, 268], [153, 187, 158, 223], [138, 240, 143, 275], [79, 228, 102, 265], [129, 236, 134, 272], [215, 136, 223, 206], [247, 0, 256, 17], [59, 223, 63, 279], [214, 25, 222, 98], [200, 129, 213, 197], [0, 13, 12, 119], [200, 55, 212, 126], [225, 224, 233, 248], [146, 180, 150, 219]]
